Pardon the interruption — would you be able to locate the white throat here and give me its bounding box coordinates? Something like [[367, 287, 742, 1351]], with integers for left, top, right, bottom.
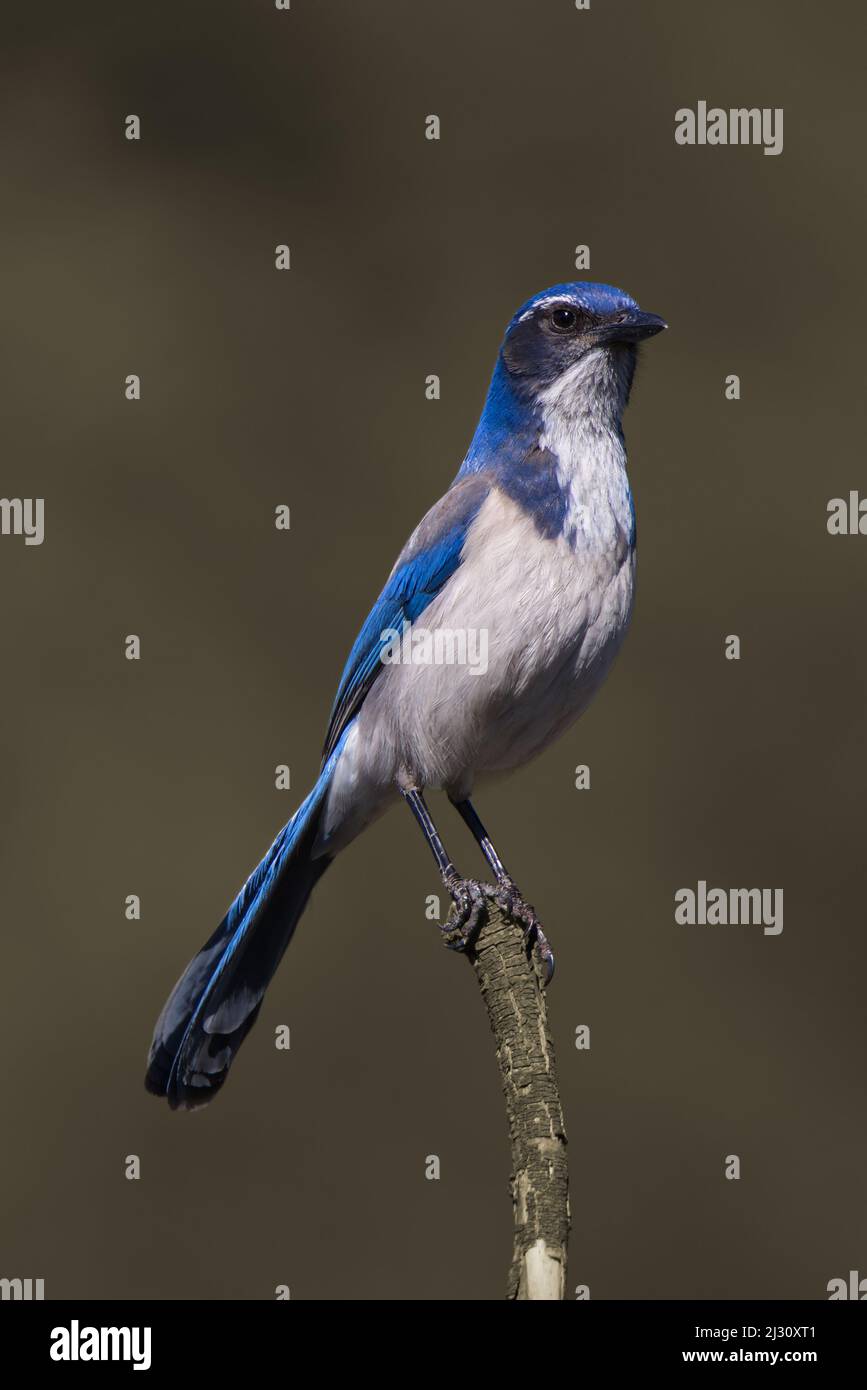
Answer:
[[536, 347, 635, 552]]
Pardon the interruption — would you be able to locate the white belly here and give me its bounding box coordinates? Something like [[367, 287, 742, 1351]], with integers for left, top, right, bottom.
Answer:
[[389, 487, 634, 785]]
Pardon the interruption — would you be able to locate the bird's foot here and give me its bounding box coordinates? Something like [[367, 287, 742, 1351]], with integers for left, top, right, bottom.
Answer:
[[493, 877, 555, 985], [440, 874, 555, 984], [440, 876, 494, 953]]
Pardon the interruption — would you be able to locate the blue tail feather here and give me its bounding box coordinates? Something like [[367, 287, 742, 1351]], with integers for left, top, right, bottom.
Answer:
[[145, 736, 347, 1110]]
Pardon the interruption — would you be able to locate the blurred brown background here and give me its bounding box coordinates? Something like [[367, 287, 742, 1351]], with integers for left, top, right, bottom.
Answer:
[[1, 0, 864, 1300]]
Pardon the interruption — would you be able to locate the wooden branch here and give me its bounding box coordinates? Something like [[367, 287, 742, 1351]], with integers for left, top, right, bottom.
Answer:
[[456, 899, 570, 1299]]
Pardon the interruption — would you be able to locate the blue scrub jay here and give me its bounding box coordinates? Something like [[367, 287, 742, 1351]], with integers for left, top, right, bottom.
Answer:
[[146, 281, 666, 1109]]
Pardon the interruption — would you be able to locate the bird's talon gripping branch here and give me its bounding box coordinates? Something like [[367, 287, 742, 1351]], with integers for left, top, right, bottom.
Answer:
[[493, 878, 555, 985], [441, 871, 555, 984], [441, 877, 491, 953]]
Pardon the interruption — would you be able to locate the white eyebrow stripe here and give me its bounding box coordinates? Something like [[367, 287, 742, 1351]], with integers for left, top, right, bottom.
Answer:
[[518, 294, 594, 321]]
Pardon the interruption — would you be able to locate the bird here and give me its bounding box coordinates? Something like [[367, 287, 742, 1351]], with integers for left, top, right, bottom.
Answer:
[[145, 280, 666, 1109]]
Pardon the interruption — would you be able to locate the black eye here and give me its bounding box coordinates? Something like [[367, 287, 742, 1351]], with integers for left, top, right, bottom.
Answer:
[[549, 307, 578, 333]]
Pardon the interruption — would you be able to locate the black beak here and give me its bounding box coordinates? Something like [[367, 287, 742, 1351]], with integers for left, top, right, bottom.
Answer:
[[596, 309, 668, 345]]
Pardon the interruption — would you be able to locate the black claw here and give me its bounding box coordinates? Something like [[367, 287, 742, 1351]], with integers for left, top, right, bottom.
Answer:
[[525, 922, 556, 986]]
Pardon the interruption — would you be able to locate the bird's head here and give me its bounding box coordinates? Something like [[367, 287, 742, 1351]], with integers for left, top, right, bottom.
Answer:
[[500, 281, 666, 419]]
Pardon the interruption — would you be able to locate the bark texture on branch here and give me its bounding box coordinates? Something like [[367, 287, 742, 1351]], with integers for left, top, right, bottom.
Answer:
[[456, 899, 570, 1299]]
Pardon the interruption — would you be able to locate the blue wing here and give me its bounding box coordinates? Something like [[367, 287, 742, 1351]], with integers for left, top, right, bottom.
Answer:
[[322, 473, 491, 761]]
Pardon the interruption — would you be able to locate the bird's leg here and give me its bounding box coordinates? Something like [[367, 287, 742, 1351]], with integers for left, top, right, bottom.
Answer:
[[402, 788, 493, 953], [452, 798, 555, 984]]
